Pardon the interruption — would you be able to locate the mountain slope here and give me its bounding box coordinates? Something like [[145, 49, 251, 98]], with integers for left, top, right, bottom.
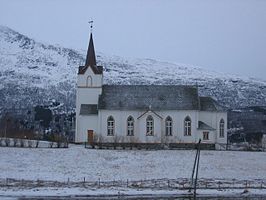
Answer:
[[0, 25, 266, 112]]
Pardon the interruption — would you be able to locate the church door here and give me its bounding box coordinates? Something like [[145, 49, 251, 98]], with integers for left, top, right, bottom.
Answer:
[[87, 130, 94, 145]]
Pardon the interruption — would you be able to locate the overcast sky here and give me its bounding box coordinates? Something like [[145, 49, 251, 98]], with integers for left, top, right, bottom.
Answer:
[[0, 0, 266, 79]]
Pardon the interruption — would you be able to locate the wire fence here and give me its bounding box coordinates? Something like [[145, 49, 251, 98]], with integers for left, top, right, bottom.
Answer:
[[1, 178, 265, 190]]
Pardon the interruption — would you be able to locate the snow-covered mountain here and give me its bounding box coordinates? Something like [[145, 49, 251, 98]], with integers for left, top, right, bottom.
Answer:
[[0, 25, 265, 112]]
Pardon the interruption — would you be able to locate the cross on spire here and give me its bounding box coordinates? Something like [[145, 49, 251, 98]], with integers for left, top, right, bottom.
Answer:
[[89, 20, 93, 33]]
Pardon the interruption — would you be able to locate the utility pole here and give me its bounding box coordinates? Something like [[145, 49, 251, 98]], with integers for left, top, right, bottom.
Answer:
[[189, 139, 201, 199]]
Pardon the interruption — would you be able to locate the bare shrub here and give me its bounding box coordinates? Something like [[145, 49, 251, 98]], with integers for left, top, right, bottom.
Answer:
[[113, 136, 119, 149], [63, 137, 69, 148], [35, 139, 39, 148], [28, 140, 33, 148], [19, 139, 25, 147], [98, 135, 103, 149], [93, 134, 98, 143], [55, 134, 64, 148], [92, 134, 98, 148], [13, 138, 18, 147], [5, 138, 10, 147], [49, 141, 54, 148], [35, 135, 40, 148], [129, 136, 139, 149]]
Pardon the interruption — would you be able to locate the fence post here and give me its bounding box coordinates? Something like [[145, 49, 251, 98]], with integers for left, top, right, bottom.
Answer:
[[83, 177, 85, 183], [127, 179, 129, 187], [168, 180, 170, 188], [98, 178, 100, 187]]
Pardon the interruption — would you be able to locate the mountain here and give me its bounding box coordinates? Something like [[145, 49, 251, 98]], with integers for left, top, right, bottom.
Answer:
[[0, 25, 266, 113]]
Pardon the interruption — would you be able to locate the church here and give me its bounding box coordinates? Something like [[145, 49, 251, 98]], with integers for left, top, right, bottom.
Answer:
[[75, 32, 227, 149]]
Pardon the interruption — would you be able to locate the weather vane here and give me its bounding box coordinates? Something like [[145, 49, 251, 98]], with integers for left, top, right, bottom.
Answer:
[[89, 20, 93, 32]]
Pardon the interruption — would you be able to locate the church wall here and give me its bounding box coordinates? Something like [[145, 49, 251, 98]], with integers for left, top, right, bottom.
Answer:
[[75, 67, 103, 143], [98, 110, 205, 144], [199, 111, 227, 144], [77, 67, 102, 87], [75, 115, 98, 143], [198, 130, 216, 143], [76, 87, 102, 109], [216, 112, 227, 144], [137, 111, 163, 143], [159, 110, 199, 143], [98, 110, 141, 143]]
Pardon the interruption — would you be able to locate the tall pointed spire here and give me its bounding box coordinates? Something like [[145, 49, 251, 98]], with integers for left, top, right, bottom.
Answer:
[[85, 33, 96, 67], [78, 22, 103, 75]]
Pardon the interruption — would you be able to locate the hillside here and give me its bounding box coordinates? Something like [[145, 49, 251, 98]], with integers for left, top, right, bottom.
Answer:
[[0, 25, 266, 112]]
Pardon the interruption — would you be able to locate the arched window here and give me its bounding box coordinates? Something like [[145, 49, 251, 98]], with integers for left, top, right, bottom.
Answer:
[[184, 116, 191, 136], [86, 76, 92, 87], [107, 116, 114, 136], [146, 115, 154, 136], [219, 119, 225, 138], [127, 116, 134, 136], [165, 116, 172, 136]]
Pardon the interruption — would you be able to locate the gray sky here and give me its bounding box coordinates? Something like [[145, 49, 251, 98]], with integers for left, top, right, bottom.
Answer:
[[0, 0, 266, 79]]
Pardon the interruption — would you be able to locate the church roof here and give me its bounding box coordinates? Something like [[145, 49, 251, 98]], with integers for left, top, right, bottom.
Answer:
[[78, 33, 103, 75], [80, 104, 98, 115], [98, 85, 200, 110], [199, 97, 225, 111], [198, 121, 216, 130]]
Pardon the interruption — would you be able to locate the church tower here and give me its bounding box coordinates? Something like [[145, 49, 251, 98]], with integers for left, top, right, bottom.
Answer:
[[75, 30, 103, 143]]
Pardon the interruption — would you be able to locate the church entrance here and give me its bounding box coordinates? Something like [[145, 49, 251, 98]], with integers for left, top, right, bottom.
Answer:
[[87, 130, 94, 145]]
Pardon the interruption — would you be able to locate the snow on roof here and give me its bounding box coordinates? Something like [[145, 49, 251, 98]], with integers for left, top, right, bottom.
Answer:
[[98, 85, 199, 110], [200, 97, 226, 112]]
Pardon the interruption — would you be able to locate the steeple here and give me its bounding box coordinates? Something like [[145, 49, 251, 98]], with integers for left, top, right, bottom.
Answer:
[[85, 33, 96, 67], [78, 22, 103, 75]]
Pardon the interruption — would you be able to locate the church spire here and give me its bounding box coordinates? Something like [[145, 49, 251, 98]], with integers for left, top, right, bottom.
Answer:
[[85, 32, 96, 67], [78, 21, 103, 75]]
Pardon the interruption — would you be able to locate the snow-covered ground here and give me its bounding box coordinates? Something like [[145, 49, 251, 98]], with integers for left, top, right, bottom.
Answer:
[[1, 145, 266, 198], [1, 145, 266, 182]]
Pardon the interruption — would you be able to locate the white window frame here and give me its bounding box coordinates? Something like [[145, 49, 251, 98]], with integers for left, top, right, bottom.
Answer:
[[165, 116, 172, 136], [219, 119, 225, 138], [203, 131, 209, 140], [184, 116, 191, 136], [127, 116, 134, 136], [107, 116, 114, 136], [146, 115, 154, 136]]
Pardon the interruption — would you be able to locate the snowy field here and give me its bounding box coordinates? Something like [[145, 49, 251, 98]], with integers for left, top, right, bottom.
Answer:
[[1, 145, 266, 182], [1, 145, 266, 198]]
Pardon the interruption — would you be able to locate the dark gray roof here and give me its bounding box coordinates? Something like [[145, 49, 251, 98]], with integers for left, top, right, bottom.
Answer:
[[98, 85, 200, 110], [198, 121, 215, 130], [80, 104, 98, 115], [199, 97, 226, 112]]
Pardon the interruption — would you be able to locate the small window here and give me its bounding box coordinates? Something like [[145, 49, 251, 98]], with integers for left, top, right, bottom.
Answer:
[[146, 115, 154, 136], [184, 116, 191, 136], [107, 116, 114, 136], [86, 76, 92, 87], [203, 131, 209, 140], [165, 116, 172, 136], [127, 116, 134, 136], [219, 119, 225, 138]]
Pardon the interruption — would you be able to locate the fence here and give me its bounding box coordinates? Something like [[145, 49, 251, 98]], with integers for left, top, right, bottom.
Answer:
[[0, 137, 68, 148], [1, 178, 265, 191]]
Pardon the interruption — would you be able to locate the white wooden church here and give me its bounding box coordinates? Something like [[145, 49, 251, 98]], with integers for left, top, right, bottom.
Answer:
[[75, 32, 227, 149]]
